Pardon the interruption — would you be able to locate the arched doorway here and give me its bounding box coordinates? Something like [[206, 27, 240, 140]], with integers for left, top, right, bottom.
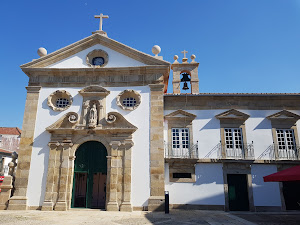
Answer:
[[71, 141, 107, 209]]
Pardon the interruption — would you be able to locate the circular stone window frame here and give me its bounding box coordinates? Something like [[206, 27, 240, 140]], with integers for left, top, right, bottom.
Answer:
[[86, 49, 109, 68], [47, 90, 73, 111], [116, 90, 141, 111]]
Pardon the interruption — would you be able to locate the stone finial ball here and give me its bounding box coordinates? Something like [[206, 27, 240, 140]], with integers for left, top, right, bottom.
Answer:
[[37, 47, 47, 57], [152, 45, 161, 55], [191, 54, 196, 60], [174, 55, 179, 60]]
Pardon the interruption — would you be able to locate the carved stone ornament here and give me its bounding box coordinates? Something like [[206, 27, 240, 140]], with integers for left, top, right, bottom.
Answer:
[[47, 90, 73, 111], [86, 49, 109, 68], [106, 114, 117, 124], [116, 90, 141, 111], [68, 113, 78, 123]]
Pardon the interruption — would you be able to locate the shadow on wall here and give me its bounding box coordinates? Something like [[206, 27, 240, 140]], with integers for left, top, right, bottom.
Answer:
[[253, 118, 272, 130], [200, 118, 220, 131]]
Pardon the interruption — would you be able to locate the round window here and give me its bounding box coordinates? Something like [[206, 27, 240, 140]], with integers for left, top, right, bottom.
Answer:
[[116, 90, 141, 111], [86, 49, 109, 68], [47, 90, 73, 111]]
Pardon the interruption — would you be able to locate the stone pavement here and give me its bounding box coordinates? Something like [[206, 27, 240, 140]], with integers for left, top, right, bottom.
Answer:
[[0, 209, 299, 225]]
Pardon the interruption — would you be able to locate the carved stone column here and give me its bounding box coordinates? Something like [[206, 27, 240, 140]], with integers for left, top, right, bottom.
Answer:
[[106, 141, 121, 211], [67, 155, 76, 208], [120, 141, 133, 212], [42, 142, 60, 211], [54, 142, 72, 211], [8, 86, 41, 210]]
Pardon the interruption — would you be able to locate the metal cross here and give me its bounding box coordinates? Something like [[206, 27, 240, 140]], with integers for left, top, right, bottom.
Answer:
[[94, 13, 109, 31], [181, 50, 188, 58]]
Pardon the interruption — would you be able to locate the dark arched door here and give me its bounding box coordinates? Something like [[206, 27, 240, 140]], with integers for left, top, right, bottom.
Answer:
[[71, 141, 107, 209]]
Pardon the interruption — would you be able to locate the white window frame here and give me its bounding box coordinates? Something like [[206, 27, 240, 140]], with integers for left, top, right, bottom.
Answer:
[[276, 129, 297, 159], [224, 128, 244, 158], [171, 128, 190, 157]]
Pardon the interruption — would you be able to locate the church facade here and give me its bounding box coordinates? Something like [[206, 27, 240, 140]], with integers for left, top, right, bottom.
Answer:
[[7, 19, 300, 212]]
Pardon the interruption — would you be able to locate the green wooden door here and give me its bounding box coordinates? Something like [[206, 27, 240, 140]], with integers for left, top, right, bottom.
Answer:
[[71, 141, 107, 208], [227, 174, 250, 211]]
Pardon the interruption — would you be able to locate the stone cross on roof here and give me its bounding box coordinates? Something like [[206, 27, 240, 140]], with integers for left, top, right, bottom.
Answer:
[[94, 13, 109, 31], [181, 50, 188, 59]]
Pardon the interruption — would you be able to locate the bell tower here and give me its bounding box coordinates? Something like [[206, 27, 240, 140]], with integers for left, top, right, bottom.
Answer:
[[171, 50, 199, 94]]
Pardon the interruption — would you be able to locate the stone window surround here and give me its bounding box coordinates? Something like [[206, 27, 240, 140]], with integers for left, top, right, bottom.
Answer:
[[215, 109, 250, 158], [86, 49, 109, 68], [165, 110, 197, 183], [47, 90, 73, 111], [116, 90, 141, 111], [267, 110, 300, 149]]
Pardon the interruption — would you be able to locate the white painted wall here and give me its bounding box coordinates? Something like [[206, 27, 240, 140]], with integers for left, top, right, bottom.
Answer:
[[164, 109, 300, 160], [46, 44, 147, 68], [251, 164, 281, 206], [27, 86, 150, 207], [165, 163, 225, 205]]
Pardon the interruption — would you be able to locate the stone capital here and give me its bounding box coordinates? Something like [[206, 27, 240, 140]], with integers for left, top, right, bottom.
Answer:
[[25, 86, 41, 93], [109, 141, 121, 150]]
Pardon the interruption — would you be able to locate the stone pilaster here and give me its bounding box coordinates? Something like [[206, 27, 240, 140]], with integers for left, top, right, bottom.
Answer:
[[8, 86, 41, 210], [120, 141, 133, 212], [41, 142, 60, 211], [148, 84, 165, 211], [106, 141, 121, 211], [54, 142, 72, 211]]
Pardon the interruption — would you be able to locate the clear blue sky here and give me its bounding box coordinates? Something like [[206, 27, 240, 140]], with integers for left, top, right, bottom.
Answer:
[[1, 0, 300, 129]]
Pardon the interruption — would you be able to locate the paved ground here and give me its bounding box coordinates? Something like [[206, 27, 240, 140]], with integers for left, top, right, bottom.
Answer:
[[0, 209, 299, 225]]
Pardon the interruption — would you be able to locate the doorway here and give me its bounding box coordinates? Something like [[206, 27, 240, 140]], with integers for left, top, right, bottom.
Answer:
[[227, 174, 250, 211], [71, 141, 107, 209], [282, 181, 300, 210]]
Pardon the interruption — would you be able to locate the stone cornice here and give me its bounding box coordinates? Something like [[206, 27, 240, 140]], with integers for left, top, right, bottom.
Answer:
[[24, 66, 169, 87], [164, 95, 300, 110], [21, 33, 170, 68]]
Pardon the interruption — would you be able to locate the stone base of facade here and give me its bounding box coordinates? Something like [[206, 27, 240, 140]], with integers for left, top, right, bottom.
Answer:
[[148, 196, 165, 211], [170, 204, 224, 211], [41, 201, 54, 211], [120, 202, 133, 212], [255, 206, 282, 212], [106, 202, 119, 211], [8, 196, 28, 210], [54, 201, 68, 211]]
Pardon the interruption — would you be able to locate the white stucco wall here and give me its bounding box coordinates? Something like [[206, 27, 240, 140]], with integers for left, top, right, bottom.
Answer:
[[46, 44, 147, 68], [27, 86, 150, 207], [165, 163, 225, 205], [251, 164, 281, 206], [164, 109, 300, 160]]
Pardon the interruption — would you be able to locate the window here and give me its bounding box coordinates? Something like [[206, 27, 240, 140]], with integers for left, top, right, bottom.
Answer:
[[224, 128, 244, 158], [173, 173, 192, 178], [122, 97, 136, 108], [172, 128, 189, 157], [276, 129, 297, 159], [56, 98, 70, 108]]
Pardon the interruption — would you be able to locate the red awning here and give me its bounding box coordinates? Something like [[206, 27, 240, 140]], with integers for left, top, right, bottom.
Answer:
[[264, 165, 300, 182]]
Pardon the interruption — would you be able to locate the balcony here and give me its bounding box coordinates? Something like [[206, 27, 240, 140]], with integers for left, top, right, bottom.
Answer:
[[164, 142, 198, 159], [258, 144, 300, 160], [205, 142, 254, 160]]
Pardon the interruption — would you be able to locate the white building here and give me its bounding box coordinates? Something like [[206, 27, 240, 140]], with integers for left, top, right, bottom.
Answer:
[[7, 15, 300, 212]]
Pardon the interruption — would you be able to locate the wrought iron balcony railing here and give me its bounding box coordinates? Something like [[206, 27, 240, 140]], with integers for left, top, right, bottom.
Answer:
[[164, 142, 198, 159], [258, 144, 300, 160], [212, 143, 255, 160]]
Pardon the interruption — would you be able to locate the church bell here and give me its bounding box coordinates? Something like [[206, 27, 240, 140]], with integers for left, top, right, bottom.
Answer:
[[182, 82, 189, 90]]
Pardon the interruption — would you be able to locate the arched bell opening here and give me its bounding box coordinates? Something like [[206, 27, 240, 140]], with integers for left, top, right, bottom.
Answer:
[[71, 141, 107, 209]]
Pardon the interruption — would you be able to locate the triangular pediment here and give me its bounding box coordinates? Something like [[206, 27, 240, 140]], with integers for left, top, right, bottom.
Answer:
[[267, 110, 300, 121], [165, 109, 196, 121], [21, 33, 170, 69], [215, 109, 249, 121]]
